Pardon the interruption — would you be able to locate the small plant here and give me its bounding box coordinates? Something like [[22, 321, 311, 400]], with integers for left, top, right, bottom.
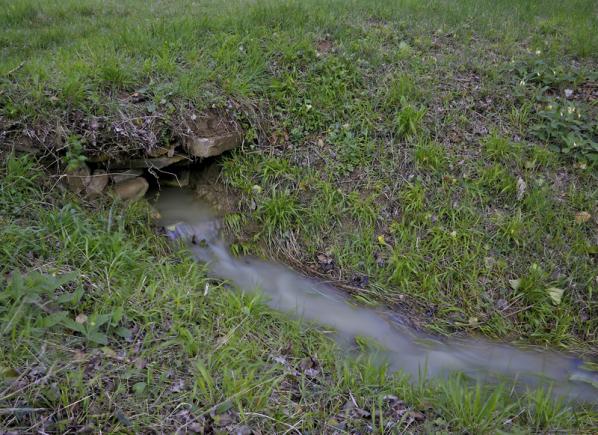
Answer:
[[382, 74, 416, 110], [414, 140, 447, 171], [399, 181, 426, 214], [64, 135, 87, 171], [494, 208, 526, 245], [509, 102, 532, 133], [1, 271, 80, 337], [476, 164, 516, 197], [259, 189, 300, 235], [515, 59, 577, 90], [62, 308, 132, 345], [524, 388, 574, 430], [1, 271, 131, 345], [224, 212, 245, 234], [512, 59, 597, 163], [396, 97, 426, 138], [437, 374, 513, 433], [328, 124, 375, 175], [531, 100, 598, 163], [482, 133, 522, 161]]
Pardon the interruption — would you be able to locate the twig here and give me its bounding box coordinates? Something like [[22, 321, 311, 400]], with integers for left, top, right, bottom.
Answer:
[[4, 62, 25, 77], [0, 407, 46, 415], [245, 412, 303, 435]]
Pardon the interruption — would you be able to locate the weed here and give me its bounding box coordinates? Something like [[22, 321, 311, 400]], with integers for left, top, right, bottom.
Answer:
[[524, 388, 575, 430], [483, 133, 522, 162], [64, 135, 87, 171], [532, 100, 598, 163], [437, 375, 513, 433], [396, 97, 426, 138], [414, 140, 448, 171], [258, 189, 300, 237]]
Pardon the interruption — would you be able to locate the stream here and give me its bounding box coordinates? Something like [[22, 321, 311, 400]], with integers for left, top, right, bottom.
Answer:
[[153, 187, 597, 403]]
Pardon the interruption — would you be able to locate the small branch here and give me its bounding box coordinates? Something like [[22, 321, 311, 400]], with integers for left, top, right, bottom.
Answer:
[[4, 62, 25, 77], [0, 407, 46, 415]]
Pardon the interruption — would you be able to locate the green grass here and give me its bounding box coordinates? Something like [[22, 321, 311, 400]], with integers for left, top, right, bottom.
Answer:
[[1, 154, 597, 433], [1, 0, 598, 431]]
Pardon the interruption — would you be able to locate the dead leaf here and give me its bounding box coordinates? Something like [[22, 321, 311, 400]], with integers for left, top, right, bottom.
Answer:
[[316, 39, 333, 55], [189, 422, 203, 433], [273, 356, 287, 365], [169, 379, 185, 393], [213, 413, 235, 427], [304, 368, 319, 377], [509, 279, 521, 290], [317, 253, 334, 272], [575, 211, 591, 224], [102, 347, 117, 358], [516, 177, 527, 200], [73, 350, 87, 362], [299, 356, 318, 371], [75, 314, 88, 324], [409, 410, 426, 421]]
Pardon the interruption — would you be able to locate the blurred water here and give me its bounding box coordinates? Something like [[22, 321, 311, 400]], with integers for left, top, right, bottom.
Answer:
[[154, 188, 598, 403]]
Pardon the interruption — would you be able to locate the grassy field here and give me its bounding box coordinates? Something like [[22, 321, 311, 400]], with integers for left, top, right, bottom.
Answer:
[[1, 0, 598, 432], [2, 154, 597, 432]]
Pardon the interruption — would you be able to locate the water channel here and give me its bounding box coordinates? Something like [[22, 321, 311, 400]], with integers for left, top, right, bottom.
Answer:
[[153, 187, 598, 404]]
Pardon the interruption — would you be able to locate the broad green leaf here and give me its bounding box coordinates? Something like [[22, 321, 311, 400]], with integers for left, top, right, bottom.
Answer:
[[1, 367, 19, 379], [93, 313, 114, 328], [133, 382, 146, 395], [56, 287, 84, 304], [115, 327, 132, 339], [585, 245, 598, 254], [42, 311, 69, 328], [62, 318, 86, 333], [87, 330, 108, 345], [112, 306, 124, 325], [546, 287, 564, 305]]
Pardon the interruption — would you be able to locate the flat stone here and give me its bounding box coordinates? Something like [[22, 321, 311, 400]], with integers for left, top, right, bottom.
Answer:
[[65, 163, 90, 194], [113, 177, 149, 202], [146, 145, 172, 158], [86, 153, 111, 163], [183, 132, 242, 158], [110, 169, 143, 184], [86, 169, 109, 197], [109, 154, 187, 170]]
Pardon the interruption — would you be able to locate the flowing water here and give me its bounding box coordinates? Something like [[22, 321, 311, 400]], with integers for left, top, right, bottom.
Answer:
[[153, 187, 597, 403]]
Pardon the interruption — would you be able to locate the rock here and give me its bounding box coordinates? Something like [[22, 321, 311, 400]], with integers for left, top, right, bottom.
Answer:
[[110, 169, 143, 184], [235, 425, 253, 435], [86, 153, 111, 163], [86, 170, 109, 197], [146, 145, 172, 158], [113, 177, 149, 201], [183, 132, 242, 158], [65, 163, 90, 194], [109, 154, 187, 170]]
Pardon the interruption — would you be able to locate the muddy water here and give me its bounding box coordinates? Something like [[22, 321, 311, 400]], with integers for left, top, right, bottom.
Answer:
[[154, 188, 597, 403]]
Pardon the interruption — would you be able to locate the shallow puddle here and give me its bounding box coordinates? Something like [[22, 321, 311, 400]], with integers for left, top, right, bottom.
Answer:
[[153, 188, 597, 403]]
